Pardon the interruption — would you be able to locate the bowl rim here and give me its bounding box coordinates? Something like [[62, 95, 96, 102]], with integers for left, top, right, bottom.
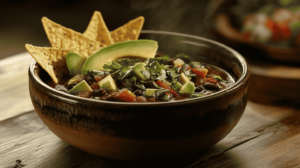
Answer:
[[29, 30, 250, 106]]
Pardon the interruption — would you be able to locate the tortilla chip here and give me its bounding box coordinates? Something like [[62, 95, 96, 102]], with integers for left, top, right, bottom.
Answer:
[[110, 16, 144, 43], [83, 11, 113, 45], [42, 17, 104, 58], [25, 44, 69, 84]]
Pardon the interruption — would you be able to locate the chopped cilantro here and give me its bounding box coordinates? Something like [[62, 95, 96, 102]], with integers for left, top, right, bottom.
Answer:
[[103, 60, 121, 70], [154, 89, 170, 99]]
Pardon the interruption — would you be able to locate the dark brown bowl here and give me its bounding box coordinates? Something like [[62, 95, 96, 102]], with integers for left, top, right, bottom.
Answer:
[[28, 30, 251, 161]]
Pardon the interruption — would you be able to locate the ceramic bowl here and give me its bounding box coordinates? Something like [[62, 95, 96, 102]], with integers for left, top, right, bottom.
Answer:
[[28, 30, 251, 161], [209, 0, 300, 63]]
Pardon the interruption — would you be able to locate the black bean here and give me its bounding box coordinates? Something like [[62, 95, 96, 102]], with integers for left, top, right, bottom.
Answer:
[[84, 76, 96, 85], [195, 85, 204, 92], [92, 89, 107, 97], [204, 83, 220, 91], [133, 89, 143, 96], [166, 59, 175, 65]]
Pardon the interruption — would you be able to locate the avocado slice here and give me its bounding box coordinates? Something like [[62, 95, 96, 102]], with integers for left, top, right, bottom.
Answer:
[[66, 74, 84, 87], [171, 81, 182, 91], [98, 75, 117, 92], [81, 40, 158, 75], [178, 72, 190, 85], [66, 52, 87, 76], [144, 88, 158, 97], [132, 63, 150, 80], [68, 80, 93, 95], [179, 82, 195, 95]]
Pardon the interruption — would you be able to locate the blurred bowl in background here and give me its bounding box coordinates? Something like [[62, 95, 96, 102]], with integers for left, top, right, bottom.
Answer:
[[208, 0, 300, 64]]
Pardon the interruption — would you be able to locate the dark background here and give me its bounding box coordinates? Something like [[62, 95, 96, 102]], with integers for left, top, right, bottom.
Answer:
[[0, 0, 212, 59]]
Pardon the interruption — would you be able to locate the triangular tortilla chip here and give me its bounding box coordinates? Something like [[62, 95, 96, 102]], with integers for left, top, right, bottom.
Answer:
[[25, 44, 70, 84], [110, 16, 144, 43], [42, 17, 104, 58], [83, 11, 113, 45]]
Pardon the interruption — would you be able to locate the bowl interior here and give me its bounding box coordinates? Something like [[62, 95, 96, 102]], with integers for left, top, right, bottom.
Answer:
[[140, 30, 246, 82], [34, 30, 248, 105]]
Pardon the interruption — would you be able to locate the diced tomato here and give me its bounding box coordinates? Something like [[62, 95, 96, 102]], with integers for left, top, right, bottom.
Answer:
[[90, 82, 100, 90], [271, 24, 292, 42], [267, 19, 291, 42], [156, 80, 171, 89], [94, 75, 105, 82], [76, 91, 92, 98], [117, 89, 136, 102], [169, 88, 179, 96], [156, 80, 178, 96], [266, 19, 275, 30], [205, 77, 218, 84], [192, 67, 208, 78]]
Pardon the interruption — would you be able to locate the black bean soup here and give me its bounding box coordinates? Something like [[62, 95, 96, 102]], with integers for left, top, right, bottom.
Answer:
[[46, 53, 235, 102]]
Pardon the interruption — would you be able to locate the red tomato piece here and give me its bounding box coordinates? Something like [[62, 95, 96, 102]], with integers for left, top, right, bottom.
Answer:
[[90, 82, 100, 90], [192, 67, 208, 78], [156, 80, 171, 89], [269, 22, 291, 42], [266, 19, 274, 30], [169, 88, 179, 96], [94, 75, 105, 82], [156, 80, 178, 96], [118, 89, 136, 102], [205, 77, 218, 84]]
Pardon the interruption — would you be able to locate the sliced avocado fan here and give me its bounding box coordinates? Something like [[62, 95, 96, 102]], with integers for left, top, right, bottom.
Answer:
[[81, 40, 158, 75]]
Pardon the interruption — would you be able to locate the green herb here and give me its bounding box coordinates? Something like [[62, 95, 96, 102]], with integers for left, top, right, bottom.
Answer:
[[92, 70, 106, 76], [154, 89, 170, 99], [102, 55, 193, 93], [125, 76, 146, 90], [103, 60, 121, 70], [212, 75, 223, 81]]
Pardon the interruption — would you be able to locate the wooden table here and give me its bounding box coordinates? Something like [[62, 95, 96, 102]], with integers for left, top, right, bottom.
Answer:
[[1, 53, 300, 168]]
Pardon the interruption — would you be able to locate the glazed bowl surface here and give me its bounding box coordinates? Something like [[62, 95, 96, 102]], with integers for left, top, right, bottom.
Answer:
[[29, 30, 250, 161]]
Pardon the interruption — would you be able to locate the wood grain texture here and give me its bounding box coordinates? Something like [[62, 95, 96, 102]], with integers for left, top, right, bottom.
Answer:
[[1, 101, 299, 168], [0, 52, 34, 121]]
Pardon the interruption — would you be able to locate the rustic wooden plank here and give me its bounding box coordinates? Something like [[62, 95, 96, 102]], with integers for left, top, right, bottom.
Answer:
[[192, 112, 300, 168], [1, 101, 298, 168], [0, 53, 34, 121]]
